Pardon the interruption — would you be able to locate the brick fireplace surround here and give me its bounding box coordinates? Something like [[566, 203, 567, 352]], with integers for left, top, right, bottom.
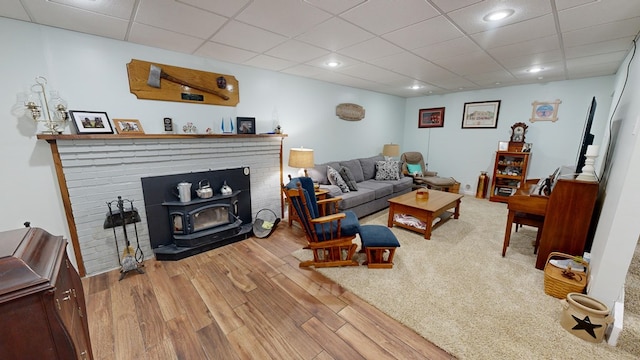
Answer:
[[38, 134, 286, 276]]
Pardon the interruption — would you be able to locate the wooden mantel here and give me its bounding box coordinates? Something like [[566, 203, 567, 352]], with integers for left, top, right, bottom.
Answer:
[[37, 133, 287, 276]]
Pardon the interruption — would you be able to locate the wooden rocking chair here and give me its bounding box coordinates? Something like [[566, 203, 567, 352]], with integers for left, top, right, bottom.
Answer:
[[283, 177, 360, 268]]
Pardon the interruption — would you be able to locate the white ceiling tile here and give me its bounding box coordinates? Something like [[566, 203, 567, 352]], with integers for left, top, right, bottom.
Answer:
[[45, 0, 136, 19], [428, 0, 484, 13], [236, 0, 331, 37], [412, 37, 482, 61], [265, 40, 330, 63], [303, 0, 366, 15], [23, 2, 130, 40], [567, 62, 621, 78], [446, 0, 552, 35], [555, 0, 600, 11], [243, 54, 296, 71], [566, 52, 630, 68], [432, 51, 504, 76], [382, 16, 464, 50], [463, 69, 518, 85], [135, 0, 227, 39], [1, 0, 34, 21], [558, 0, 640, 32], [487, 35, 560, 61], [338, 38, 405, 61], [295, 17, 374, 51], [497, 49, 563, 70], [177, 0, 250, 17], [281, 64, 326, 78], [565, 38, 635, 60], [338, 63, 403, 84], [370, 52, 455, 82], [211, 21, 288, 53], [129, 23, 205, 53], [427, 76, 479, 91], [471, 15, 557, 49], [562, 18, 640, 47], [194, 42, 258, 64], [340, 0, 439, 35]]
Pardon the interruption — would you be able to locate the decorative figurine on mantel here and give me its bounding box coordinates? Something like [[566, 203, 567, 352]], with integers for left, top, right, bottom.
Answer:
[[508, 122, 528, 151]]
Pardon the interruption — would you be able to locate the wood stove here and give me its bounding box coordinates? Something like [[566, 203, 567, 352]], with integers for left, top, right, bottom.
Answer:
[[141, 167, 253, 260], [163, 191, 242, 247]]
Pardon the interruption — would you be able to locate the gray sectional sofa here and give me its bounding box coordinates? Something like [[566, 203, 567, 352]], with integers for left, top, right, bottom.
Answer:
[[307, 155, 413, 218]]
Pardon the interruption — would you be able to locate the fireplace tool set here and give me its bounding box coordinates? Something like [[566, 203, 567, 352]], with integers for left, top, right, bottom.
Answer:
[[105, 196, 145, 280]]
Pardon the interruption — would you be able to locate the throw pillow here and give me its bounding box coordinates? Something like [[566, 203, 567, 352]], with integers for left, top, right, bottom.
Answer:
[[375, 160, 400, 181], [327, 166, 350, 193], [339, 166, 358, 191], [407, 163, 422, 174]]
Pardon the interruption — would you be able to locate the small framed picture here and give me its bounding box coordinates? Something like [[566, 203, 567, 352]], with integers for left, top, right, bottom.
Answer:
[[418, 107, 445, 128], [69, 110, 114, 134], [113, 119, 145, 134], [236, 117, 256, 134], [163, 117, 173, 132], [461, 100, 501, 129], [498, 141, 509, 151], [530, 100, 561, 122]]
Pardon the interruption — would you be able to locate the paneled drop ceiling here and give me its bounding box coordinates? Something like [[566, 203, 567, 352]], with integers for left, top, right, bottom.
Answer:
[[2, 0, 639, 97]]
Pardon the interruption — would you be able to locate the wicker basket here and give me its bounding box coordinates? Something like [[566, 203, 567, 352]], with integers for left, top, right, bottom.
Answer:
[[544, 252, 589, 299]]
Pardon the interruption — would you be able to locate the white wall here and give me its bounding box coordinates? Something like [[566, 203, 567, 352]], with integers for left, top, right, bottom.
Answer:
[[403, 78, 614, 195], [588, 44, 640, 308]]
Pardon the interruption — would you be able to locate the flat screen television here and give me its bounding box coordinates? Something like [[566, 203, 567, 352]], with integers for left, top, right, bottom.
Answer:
[[575, 96, 597, 175]]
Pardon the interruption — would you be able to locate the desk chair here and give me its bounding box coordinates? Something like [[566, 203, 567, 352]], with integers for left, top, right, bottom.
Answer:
[[502, 195, 547, 257]]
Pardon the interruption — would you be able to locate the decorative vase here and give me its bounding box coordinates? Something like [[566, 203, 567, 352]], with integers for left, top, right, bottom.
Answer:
[[476, 171, 489, 199]]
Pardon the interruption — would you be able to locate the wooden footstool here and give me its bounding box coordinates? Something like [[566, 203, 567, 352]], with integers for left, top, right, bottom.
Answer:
[[360, 225, 400, 269]]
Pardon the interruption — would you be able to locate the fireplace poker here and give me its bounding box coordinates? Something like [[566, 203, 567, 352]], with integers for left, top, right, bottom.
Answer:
[[107, 196, 145, 280]]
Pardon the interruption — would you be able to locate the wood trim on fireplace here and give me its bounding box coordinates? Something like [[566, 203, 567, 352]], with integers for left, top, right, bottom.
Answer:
[[38, 133, 287, 276]]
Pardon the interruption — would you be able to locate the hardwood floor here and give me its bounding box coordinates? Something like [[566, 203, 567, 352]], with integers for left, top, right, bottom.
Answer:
[[81, 224, 455, 360]]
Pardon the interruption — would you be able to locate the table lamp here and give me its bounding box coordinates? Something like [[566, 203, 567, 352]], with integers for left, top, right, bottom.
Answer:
[[288, 147, 314, 177], [382, 143, 400, 160]]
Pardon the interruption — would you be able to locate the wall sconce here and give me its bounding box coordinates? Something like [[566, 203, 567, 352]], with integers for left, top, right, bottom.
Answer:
[[382, 143, 400, 160], [24, 76, 68, 134], [288, 147, 314, 178]]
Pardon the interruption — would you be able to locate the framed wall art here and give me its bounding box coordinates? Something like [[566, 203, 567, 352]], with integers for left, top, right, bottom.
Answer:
[[69, 110, 114, 134], [113, 119, 145, 134], [418, 107, 445, 128], [461, 100, 501, 129], [530, 99, 561, 122], [236, 117, 256, 134]]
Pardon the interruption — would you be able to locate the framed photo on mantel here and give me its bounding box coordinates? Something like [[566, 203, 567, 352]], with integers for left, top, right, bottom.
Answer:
[[69, 110, 114, 134]]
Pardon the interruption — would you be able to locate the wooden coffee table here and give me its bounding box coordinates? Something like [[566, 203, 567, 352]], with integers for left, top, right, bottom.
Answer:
[[387, 189, 463, 239]]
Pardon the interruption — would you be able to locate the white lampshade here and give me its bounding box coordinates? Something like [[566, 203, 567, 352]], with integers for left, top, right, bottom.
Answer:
[[288, 147, 314, 168], [382, 143, 400, 157]]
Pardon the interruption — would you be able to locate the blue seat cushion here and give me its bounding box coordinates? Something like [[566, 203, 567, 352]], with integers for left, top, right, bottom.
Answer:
[[360, 225, 400, 247], [315, 210, 360, 241]]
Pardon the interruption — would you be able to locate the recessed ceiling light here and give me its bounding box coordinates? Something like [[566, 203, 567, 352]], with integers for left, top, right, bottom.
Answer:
[[528, 67, 544, 73], [410, 84, 422, 90], [483, 9, 515, 22], [325, 61, 340, 68]]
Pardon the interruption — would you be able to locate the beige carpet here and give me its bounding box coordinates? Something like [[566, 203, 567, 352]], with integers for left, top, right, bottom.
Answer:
[[293, 196, 639, 360]]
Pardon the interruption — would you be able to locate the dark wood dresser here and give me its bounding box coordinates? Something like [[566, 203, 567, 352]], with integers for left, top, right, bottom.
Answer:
[[0, 227, 93, 359]]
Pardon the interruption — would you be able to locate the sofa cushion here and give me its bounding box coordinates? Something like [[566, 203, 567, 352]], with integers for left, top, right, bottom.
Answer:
[[327, 166, 350, 193], [339, 159, 365, 183], [359, 155, 385, 180], [339, 166, 358, 191], [358, 180, 394, 198], [337, 188, 376, 209], [375, 160, 401, 181], [377, 176, 414, 193]]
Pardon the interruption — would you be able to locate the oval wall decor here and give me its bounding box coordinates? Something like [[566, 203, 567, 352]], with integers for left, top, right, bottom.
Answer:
[[336, 103, 365, 121]]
